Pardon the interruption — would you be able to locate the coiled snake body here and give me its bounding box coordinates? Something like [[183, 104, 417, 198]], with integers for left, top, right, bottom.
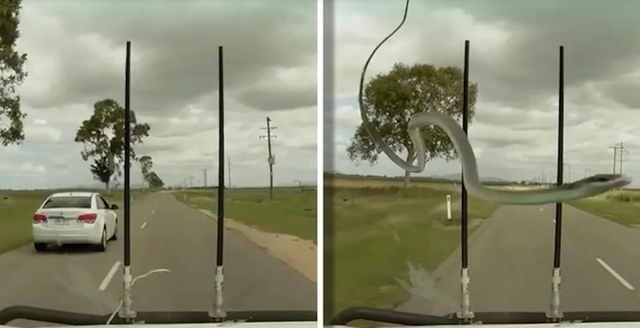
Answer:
[[358, 0, 632, 205]]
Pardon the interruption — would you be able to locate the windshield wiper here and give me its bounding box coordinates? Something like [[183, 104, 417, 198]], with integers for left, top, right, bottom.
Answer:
[[329, 307, 640, 326], [0, 306, 317, 325]]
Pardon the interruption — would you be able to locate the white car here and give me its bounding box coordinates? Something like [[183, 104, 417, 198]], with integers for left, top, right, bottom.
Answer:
[[32, 192, 119, 252]]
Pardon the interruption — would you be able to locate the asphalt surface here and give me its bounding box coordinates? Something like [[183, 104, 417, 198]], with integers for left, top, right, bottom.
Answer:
[[0, 192, 316, 327], [397, 203, 640, 315]]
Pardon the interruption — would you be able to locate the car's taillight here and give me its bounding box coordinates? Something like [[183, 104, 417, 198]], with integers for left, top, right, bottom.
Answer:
[[33, 214, 47, 223], [78, 213, 97, 223]]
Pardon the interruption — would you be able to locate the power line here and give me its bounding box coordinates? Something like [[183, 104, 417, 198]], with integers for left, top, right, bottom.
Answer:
[[259, 116, 277, 200], [609, 142, 630, 175], [619, 142, 629, 175]]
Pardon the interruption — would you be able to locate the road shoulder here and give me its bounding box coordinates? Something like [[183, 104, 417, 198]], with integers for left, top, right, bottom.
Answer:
[[196, 208, 317, 283]]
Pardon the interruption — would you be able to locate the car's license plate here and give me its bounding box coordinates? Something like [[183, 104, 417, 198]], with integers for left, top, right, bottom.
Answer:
[[53, 219, 70, 225]]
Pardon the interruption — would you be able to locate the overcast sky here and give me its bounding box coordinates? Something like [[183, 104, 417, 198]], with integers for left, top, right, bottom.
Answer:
[[2, 0, 317, 190], [329, 0, 640, 187]]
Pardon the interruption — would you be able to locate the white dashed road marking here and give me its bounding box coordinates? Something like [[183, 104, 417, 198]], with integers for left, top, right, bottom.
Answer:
[[99, 261, 121, 291], [141, 222, 147, 229], [597, 258, 635, 290]]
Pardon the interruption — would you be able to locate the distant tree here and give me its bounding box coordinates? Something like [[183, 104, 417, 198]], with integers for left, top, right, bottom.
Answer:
[[0, 0, 28, 146], [90, 156, 114, 190], [347, 63, 478, 187], [75, 99, 151, 193], [138, 155, 153, 189], [146, 171, 165, 189]]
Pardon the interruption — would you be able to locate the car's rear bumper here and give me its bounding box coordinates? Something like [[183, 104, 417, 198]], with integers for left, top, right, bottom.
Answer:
[[32, 223, 103, 245]]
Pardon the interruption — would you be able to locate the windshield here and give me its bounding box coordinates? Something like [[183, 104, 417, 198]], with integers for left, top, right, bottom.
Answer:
[[0, 0, 317, 326], [328, 0, 639, 326], [42, 196, 93, 209]]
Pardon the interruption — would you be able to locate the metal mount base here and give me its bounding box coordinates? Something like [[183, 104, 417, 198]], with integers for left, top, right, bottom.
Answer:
[[208, 309, 227, 323], [456, 311, 475, 323], [547, 267, 563, 322], [545, 311, 564, 323], [118, 310, 137, 324], [457, 268, 474, 323]]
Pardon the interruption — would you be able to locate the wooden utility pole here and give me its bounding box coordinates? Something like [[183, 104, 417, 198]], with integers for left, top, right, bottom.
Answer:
[[619, 142, 628, 175], [609, 142, 629, 175], [609, 145, 618, 174], [259, 117, 277, 200]]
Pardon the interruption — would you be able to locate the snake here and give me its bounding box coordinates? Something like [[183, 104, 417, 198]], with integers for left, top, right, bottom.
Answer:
[[357, 0, 632, 205]]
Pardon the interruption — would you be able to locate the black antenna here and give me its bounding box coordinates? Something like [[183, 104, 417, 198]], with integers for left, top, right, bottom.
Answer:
[[457, 40, 473, 322], [124, 42, 132, 273], [548, 45, 565, 321], [119, 40, 136, 323], [210, 45, 227, 322]]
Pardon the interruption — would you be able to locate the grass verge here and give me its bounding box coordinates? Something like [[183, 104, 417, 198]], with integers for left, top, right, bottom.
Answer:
[[173, 188, 317, 243], [326, 185, 498, 325], [569, 190, 640, 226], [0, 189, 151, 254]]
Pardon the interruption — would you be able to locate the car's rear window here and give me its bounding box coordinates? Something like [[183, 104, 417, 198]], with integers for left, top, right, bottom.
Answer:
[[42, 196, 92, 209]]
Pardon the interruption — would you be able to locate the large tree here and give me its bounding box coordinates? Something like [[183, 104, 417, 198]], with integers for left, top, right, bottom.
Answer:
[[138, 155, 153, 189], [146, 171, 165, 189], [347, 62, 478, 186], [0, 0, 28, 146], [75, 99, 151, 192], [89, 156, 114, 190]]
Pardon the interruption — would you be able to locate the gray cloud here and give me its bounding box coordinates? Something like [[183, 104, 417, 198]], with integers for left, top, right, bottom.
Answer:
[[426, 0, 640, 109], [341, 1, 640, 111], [599, 80, 640, 109], [1, 1, 317, 189], [238, 85, 317, 111], [23, 0, 316, 115]]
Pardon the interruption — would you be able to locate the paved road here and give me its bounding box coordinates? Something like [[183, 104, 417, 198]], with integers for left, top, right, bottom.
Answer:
[[397, 203, 640, 315], [0, 192, 316, 327]]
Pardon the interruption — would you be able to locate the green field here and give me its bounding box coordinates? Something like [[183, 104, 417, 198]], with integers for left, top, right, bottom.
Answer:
[[0, 189, 150, 254], [327, 174, 640, 325], [326, 178, 499, 324], [173, 187, 318, 242], [569, 189, 640, 227]]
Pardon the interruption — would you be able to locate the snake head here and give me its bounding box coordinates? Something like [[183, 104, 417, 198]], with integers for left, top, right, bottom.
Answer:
[[563, 174, 632, 195]]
